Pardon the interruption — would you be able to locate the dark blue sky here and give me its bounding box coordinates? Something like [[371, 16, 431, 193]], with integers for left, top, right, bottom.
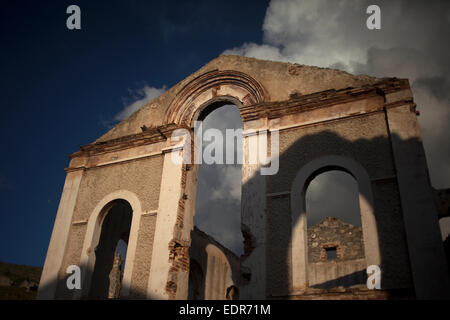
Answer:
[[0, 0, 269, 266]]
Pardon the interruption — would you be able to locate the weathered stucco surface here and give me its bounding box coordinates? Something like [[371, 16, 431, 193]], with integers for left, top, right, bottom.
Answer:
[[55, 156, 163, 298], [265, 112, 413, 296], [73, 156, 163, 221], [130, 214, 157, 298], [268, 112, 394, 193]]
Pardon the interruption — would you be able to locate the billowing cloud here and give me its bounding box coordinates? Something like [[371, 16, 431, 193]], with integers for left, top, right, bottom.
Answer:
[[114, 84, 166, 121], [222, 0, 450, 240], [210, 166, 242, 202], [224, 0, 450, 189]]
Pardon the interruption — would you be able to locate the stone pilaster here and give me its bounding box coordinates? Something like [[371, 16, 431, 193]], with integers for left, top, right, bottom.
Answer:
[[240, 129, 267, 299]]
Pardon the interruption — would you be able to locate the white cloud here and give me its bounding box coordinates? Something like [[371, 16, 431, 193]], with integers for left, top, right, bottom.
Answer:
[[211, 166, 242, 202], [201, 105, 243, 203], [224, 43, 287, 63], [114, 85, 166, 121]]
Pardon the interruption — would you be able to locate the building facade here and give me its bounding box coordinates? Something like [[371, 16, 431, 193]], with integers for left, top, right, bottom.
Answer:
[[38, 55, 449, 299]]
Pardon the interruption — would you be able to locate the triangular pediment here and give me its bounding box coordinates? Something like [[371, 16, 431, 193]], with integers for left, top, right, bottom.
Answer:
[[97, 55, 380, 143]]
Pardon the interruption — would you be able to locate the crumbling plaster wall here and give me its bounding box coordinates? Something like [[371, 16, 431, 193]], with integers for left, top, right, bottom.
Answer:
[[55, 156, 163, 298]]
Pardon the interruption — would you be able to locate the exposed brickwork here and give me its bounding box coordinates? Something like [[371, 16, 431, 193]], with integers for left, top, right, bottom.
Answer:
[[166, 165, 190, 299], [166, 239, 190, 298]]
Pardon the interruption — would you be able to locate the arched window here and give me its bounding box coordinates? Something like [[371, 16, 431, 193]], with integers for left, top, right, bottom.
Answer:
[[290, 156, 380, 291], [306, 170, 361, 228], [305, 170, 366, 288]]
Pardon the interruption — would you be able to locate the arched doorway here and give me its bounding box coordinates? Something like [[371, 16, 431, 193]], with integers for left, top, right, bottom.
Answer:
[[88, 199, 132, 299], [188, 103, 243, 299], [194, 105, 243, 255]]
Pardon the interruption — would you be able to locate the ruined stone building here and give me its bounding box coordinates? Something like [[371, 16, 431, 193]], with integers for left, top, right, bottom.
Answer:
[[37, 55, 450, 299]]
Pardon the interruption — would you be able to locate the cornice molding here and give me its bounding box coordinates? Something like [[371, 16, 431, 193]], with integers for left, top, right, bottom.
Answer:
[[70, 123, 188, 159], [70, 78, 411, 160], [240, 78, 410, 122]]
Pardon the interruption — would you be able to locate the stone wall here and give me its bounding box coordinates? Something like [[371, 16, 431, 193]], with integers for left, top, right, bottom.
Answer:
[[306, 217, 366, 288], [307, 217, 364, 263]]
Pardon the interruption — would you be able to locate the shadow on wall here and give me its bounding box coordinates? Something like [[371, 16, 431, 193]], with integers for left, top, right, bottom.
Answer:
[[38, 130, 448, 299], [244, 129, 447, 299], [310, 269, 367, 289]]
